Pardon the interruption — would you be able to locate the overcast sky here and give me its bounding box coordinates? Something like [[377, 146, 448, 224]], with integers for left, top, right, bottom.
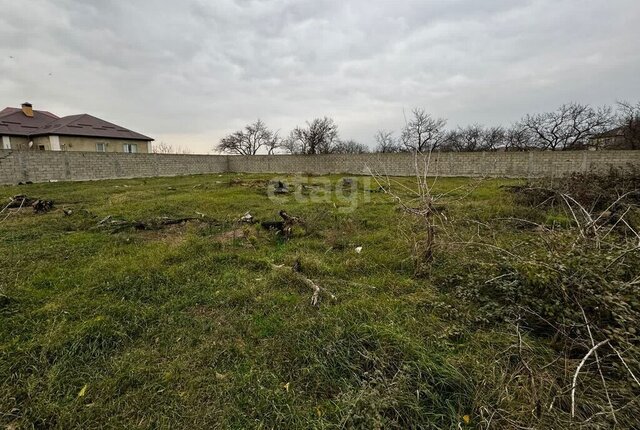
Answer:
[[1, 0, 638, 153]]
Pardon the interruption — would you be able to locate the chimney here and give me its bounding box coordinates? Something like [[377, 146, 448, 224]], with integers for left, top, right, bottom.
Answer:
[[21, 102, 33, 117]]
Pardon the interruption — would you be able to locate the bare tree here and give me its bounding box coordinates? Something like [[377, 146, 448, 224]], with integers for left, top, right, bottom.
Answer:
[[374, 130, 401, 153], [333, 139, 369, 154], [439, 130, 459, 152], [616, 100, 640, 149], [368, 151, 441, 277], [281, 127, 307, 155], [482, 126, 506, 151], [284, 117, 339, 154], [455, 124, 484, 152], [400, 108, 447, 153], [152, 142, 192, 154], [266, 131, 282, 154], [522, 103, 614, 150], [504, 123, 534, 151], [441, 126, 508, 152], [216, 119, 280, 155]]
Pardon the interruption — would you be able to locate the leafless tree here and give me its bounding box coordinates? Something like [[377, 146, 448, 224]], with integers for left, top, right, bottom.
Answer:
[[400, 108, 447, 153], [616, 100, 640, 149], [374, 130, 401, 153], [284, 117, 339, 154], [483, 126, 506, 151], [522, 102, 614, 150], [455, 124, 484, 151], [440, 125, 505, 152], [281, 129, 306, 155], [504, 123, 534, 151], [266, 131, 282, 154], [152, 142, 192, 154], [439, 130, 459, 152], [332, 139, 369, 154], [216, 119, 280, 155]]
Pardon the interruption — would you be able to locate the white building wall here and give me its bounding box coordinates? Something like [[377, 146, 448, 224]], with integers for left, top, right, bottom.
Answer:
[[49, 135, 61, 151]]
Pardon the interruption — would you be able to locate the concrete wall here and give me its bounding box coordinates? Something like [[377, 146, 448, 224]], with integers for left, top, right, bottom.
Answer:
[[0, 149, 639, 185], [227, 151, 640, 178], [0, 151, 228, 184]]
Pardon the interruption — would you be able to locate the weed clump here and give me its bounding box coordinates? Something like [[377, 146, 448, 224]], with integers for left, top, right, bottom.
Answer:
[[509, 166, 640, 210], [433, 170, 640, 428]]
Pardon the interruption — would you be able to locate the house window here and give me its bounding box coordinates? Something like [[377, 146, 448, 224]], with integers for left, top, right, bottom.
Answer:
[[123, 143, 137, 153], [96, 143, 107, 152], [38, 145, 46, 151]]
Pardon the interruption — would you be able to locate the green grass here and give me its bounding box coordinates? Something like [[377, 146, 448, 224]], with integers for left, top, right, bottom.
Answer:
[[0, 173, 629, 429]]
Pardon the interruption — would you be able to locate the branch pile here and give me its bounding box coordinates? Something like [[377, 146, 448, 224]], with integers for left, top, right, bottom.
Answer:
[[260, 210, 304, 239], [97, 215, 220, 233], [5, 195, 54, 213]]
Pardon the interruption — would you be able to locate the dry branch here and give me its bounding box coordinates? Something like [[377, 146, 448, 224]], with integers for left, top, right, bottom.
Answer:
[[5, 195, 54, 214], [97, 216, 220, 232], [270, 263, 336, 306], [261, 210, 304, 238], [571, 339, 610, 419]]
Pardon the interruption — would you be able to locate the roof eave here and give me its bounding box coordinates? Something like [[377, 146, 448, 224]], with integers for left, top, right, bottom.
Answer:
[[28, 132, 154, 141], [0, 131, 31, 138]]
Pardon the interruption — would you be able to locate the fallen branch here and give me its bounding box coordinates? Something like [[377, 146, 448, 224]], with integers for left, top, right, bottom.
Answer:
[[580, 305, 617, 425], [261, 210, 304, 238], [97, 216, 220, 232], [271, 262, 336, 306], [611, 345, 640, 388], [0, 195, 26, 224], [5, 195, 54, 213], [571, 339, 610, 419]]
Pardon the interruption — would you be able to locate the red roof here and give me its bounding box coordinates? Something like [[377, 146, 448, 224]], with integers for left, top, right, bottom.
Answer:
[[33, 113, 153, 141], [0, 107, 59, 137], [0, 106, 153, 141]]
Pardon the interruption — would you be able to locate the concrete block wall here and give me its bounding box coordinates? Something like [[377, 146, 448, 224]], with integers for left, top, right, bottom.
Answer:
[[227, 151, 640, 178], [0, 150, 228, 185], [1, 149, 639, 185]]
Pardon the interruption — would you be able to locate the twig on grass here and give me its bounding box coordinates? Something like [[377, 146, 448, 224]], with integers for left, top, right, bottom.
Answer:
[[580, 305, 617, 425], [270, 263, 336, 306], [571, 338, 609, 419], [0, 195, 25, 224], [97, 215, 220, 232], [611, 345, 640, 388]]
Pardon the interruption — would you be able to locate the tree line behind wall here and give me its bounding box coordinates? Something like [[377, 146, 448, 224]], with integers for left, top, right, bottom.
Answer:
[[215, 101, 640, 155]]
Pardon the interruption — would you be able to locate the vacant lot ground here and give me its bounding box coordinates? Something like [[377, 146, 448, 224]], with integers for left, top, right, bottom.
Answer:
[[1, 173, 638, 429]]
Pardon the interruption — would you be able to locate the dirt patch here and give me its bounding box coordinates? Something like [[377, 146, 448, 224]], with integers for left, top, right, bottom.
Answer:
[[228, 178, 268, 188], [137, 225, 189, 246], [214, 228, 247, 243], [188, 304, 221, 318]]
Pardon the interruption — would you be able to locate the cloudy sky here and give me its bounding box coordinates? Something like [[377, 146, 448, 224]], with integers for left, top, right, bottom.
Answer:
[[1, 0, 638, 153]]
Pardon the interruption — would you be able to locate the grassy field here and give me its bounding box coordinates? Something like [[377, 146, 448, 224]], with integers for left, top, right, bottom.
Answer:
[[1, 173, 638, 429]]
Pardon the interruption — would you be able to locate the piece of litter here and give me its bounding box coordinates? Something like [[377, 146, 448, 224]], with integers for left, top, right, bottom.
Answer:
[[355, 246, 363, 254], [240, 212, 254, 223], [77, 384, 88, 398]]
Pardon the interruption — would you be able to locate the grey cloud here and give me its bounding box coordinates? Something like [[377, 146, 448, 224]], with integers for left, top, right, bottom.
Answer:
[[0, 0, 638, 152]]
